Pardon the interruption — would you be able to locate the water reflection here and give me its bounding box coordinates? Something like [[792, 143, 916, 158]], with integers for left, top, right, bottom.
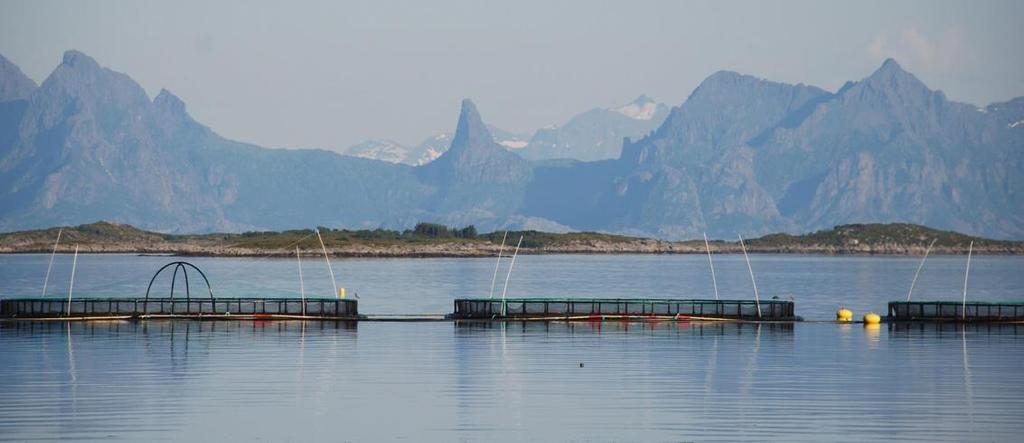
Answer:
[[452, 319, 794, 336], [864, 322, 881, 347], [887, 322, 1024, 336], [963, 326, 975, 429], [1, 320, 1022, 441]]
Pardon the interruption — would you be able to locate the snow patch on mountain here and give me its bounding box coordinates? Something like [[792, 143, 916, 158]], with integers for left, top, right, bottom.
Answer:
[[613, 95, 660, 120], [498, 139, 528, 149]]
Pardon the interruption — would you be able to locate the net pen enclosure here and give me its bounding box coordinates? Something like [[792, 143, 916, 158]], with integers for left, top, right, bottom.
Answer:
[[0, 297, 360, 320], [887, 301, 1024, 323], [451, 298, 796, 321]]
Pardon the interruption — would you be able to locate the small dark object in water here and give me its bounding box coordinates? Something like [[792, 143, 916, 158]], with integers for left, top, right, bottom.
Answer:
[[579, 363, 584, 368]]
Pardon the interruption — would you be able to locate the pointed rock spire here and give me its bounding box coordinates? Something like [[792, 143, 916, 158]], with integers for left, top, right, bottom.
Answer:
[[417, 98, 531, 185], [450, 98, 494, 153]]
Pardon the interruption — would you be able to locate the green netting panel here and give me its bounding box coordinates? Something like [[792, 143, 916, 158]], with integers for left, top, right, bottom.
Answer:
[[888, 301, 1024, 321], [454, 298, 795, 320], [0, 298, 357, 318]]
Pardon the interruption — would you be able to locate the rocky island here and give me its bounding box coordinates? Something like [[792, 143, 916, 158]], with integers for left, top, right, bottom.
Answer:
[[0, 221, 1019, 257]]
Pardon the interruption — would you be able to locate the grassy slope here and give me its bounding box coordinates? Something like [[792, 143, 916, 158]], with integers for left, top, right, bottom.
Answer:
[[746, 223, 1015, 249]]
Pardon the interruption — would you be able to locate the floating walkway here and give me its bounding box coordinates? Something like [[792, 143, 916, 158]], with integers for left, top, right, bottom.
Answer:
[[0, 297, 359, 320], [888, 301, 1024, 322], [452, 298, 796, 321]]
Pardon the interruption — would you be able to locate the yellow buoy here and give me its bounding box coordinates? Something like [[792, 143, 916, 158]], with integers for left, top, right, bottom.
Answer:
[[836, 308, 854, 322], [863, 312, 881, 324]]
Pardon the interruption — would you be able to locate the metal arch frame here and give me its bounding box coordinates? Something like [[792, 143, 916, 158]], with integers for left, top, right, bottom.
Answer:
[[144, 261, 215, 303]]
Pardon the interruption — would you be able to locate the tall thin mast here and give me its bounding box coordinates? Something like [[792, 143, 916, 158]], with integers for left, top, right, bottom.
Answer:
[[296, 245, 306, 316], [962, 241, 973, 320], [500, 235, 524, 316], [66, 245, 79, 316], [906, 238, 936, 302], [738, 234, 762, 318], [489, 231, 508, 299], [315, 228, 340, 298], [703, 232, 719, 300], [42, 228, 63, 297]]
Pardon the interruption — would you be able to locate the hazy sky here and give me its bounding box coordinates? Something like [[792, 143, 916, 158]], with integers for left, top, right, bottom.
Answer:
[[1, 0, 1022, 150]]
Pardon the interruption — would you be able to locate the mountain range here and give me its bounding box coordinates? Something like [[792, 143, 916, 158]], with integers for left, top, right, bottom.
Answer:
[[341, 95, 666, 165], [0, 51, 1021, 239], [515, 94, 670, 162]]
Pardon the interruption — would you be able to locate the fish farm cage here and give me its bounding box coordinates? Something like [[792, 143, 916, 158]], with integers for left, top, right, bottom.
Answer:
[[452, 298, 796, 321], [0, 261, 359, 320], [0, 297, 359, 320], [888, 301, 1024, 322]]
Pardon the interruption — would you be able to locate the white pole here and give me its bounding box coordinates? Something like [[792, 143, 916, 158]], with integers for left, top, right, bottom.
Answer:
[[315, 229, 340, 299], [962, 241, 973, 320], [489, 231, 508, 299], [42, 228, 63, 297], [66, 245, 78, 316], [500, 235, 524, 316], [703, 232, 719, 300], [906, 238, 936, 302], [738, 235, 762, 318], [296, 245, 306, 317]]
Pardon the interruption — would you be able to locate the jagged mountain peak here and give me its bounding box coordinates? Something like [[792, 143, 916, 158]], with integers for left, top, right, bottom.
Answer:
[[864, 58, 924, 87], [151, 88, 206, 136], [61, 50, 100, 70], [878, 57, 902, 71], [0, 53, 37, 102], [40, 50, 149, 109], [845, 57, 939, 105], [15, 51, 151, 139], [154, 88, 186, 114]]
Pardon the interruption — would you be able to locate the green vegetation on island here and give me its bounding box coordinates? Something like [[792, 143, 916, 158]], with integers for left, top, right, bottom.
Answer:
[[0, 221, 1020, 257]]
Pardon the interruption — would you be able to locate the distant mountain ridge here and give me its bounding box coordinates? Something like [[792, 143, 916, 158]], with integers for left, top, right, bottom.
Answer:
[[0, 51, 1021, 239], [342, 136, 448, 166], [341, 97, 662, 165], [522, 60, 1022, 239], [517, 94, 670, 161], [0, 50, 430, 233]]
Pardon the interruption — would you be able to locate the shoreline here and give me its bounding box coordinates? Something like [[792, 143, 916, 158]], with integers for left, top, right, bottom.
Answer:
[[1, 241, 1020, 257], [3, 221, 1021, 257]]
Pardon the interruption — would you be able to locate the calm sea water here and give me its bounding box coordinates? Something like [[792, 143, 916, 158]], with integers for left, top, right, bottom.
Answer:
[[1, 253, 1023, 441]]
